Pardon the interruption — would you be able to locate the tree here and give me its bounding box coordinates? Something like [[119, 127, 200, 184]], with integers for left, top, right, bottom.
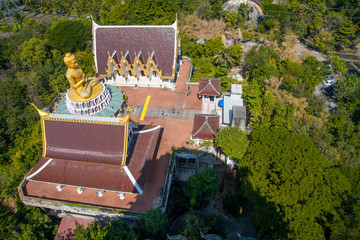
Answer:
[[242, 127, 349, 239], [335, 19, 358, 48], [105, 220, 137, 240], [242, 81, 263, 124], [329, 55, 348, 76], [305, 95, 325, 118], [48, 19, 91, 54], [181, 211, 209, 240], [307, 17, 324, 36], [213, 44, 243, 69], [183, 168, 218, 208], [73, 219, 136, 240], [21, 37, 50, 67], [226, 44, 243, 65], [74, 221, 107, 240], [213, 50, 235, 69], [140, 208, 167, 240], [191, 58, 216, 82], [17, 207, 57, 240], [0, 204, 17, 239], [204, 36, 225, 57], [335, 74, 360, 122], [244, 46, 279, 81], [214, 126, 249, 161]]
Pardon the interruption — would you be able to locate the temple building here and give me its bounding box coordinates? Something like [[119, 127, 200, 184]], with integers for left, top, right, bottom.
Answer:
[[18, 110, 167, 216], [18, 55, 171, 218], [92, 19, 180, 88], [197, 78, 222, 115], [191, 113, 219, 145]]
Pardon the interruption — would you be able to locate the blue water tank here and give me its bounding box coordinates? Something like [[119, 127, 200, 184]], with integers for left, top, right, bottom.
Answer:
[[218, 99, 224, 107]]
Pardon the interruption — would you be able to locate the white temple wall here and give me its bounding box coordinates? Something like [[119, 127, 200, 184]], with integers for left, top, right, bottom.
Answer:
[[138, 76, 149, 86]]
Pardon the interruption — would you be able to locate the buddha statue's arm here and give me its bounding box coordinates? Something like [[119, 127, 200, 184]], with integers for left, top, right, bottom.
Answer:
[[66, 74, 85, 90]]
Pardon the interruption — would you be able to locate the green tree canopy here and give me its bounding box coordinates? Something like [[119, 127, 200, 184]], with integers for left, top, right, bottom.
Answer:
[[335, 19, 358, 48], [330, 55, 348, 76], [73, 219, 136, 240], [335, 74, 360, 122], [140, 208, 168, 240], [21, 37, 50, 67], [48, 19, 91, 54], [226, 44, 243, 65], [74, 221, 107, 240], [183, 168, 218, 208], [214, 126, 249, 161], [242, 127, 349, 239], [204, 36, 225, 58]]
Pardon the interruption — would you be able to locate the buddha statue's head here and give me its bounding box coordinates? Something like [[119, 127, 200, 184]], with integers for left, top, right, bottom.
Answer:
[[64, 53, 78, 69]]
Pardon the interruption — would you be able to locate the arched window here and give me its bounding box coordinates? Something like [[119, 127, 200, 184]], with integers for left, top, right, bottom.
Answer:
[[152, 71, 158, 78]]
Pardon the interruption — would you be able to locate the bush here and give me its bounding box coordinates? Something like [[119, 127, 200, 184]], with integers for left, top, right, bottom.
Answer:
[[183, 168, 218, 208], [140, 209, 167, 240]]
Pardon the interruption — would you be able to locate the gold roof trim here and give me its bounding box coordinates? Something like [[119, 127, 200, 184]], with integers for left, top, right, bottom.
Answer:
[[30, 103, 50, 118]]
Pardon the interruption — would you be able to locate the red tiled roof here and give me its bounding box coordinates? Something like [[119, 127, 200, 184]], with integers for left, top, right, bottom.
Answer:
[[57, 216, 94, 240], [24, 125, 161, 195], [27, 157, 138, 193], [44, 119, 125, 165], [192, 114, 219, 140], [197, 78, 221, 96], [94, 23, 176, 77]]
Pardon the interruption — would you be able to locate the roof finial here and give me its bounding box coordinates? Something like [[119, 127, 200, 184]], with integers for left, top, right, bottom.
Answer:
[[30, 103, 49, 117]]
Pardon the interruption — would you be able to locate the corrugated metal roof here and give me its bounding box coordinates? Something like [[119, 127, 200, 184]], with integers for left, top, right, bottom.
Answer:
[[223, 95, 243, 125]]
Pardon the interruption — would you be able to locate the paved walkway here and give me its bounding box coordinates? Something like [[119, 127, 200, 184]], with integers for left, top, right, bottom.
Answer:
[[132, 107, 200, 120], [122, 59, 202, 112]]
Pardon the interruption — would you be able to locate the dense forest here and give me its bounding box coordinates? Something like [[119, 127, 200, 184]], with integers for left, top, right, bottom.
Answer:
[[0, 0, 359, 239]]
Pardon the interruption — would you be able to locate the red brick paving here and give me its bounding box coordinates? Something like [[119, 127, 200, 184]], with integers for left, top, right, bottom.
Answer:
[[121, 59, 202, 111]]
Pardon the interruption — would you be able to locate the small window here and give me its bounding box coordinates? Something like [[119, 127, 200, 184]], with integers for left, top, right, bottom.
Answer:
[[189, 158, 195, 166], [179, 158, 186, 165]]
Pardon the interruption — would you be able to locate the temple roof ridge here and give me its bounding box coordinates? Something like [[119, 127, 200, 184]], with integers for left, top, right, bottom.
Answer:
[[192, 114, 218, 137], [198, 78, 221, 96], [92, 19, 177, 30], [192, 114, 219, 140]]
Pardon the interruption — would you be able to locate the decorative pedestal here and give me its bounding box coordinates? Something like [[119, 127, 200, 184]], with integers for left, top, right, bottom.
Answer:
[[66, 83, 111, 116]]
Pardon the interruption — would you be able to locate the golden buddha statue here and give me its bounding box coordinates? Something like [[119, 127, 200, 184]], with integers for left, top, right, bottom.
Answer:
[[64, 53, 102, 102]]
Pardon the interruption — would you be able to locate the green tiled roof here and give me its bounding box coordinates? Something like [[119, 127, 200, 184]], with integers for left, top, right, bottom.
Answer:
[[55, 85, 123, 117]]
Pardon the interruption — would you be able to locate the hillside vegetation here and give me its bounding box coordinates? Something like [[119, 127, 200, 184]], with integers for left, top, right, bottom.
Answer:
[[0, 0, 359, 239]]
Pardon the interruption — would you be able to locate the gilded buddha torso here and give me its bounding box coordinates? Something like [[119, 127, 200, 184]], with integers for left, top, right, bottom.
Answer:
[[64, 53, 102, 102]]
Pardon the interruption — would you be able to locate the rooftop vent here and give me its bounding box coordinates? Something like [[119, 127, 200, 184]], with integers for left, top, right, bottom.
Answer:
[[56, 185, 64, 192], [77, 187, 85, 194], [96, 189, 105, 197], [118, 192, 125, 200]]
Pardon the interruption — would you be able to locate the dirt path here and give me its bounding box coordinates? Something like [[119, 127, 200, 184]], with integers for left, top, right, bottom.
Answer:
[[2, 9, 77, 25]]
